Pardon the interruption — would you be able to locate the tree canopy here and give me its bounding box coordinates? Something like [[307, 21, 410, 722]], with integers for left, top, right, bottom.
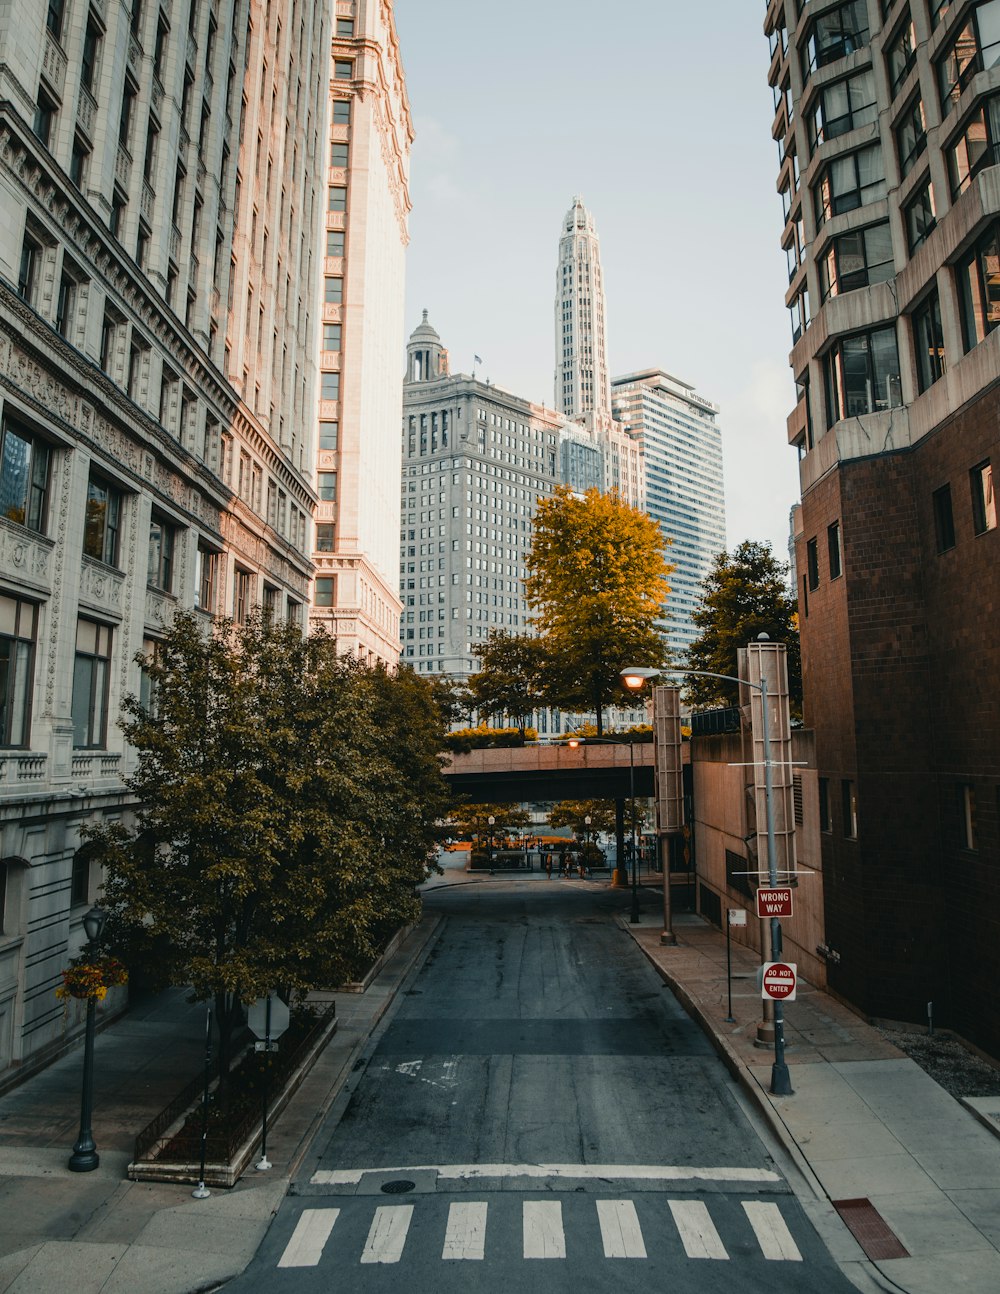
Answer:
[[84, 612, 450, 1079], [685, 540, 802, 713], [548, 799, 617, 836], [524, 486, 671, 733], [468, 630, 547, 735]]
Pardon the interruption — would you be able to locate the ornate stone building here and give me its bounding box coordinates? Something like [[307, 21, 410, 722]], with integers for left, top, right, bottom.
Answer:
[[310, 0, 412, 665], [0, 0, 326, 1082]]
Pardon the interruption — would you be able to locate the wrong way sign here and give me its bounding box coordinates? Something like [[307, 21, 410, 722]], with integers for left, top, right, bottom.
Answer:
[[756, 886, 793, 918], [761, 962, 797, 1001]]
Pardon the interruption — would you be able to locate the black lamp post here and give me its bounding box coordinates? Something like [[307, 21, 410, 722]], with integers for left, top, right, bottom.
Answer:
[[487, 815, 495, 873], [68, 903, 107, 1172]]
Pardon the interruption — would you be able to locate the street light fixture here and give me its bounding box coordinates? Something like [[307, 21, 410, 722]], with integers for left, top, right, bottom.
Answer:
[[620, 658, 793, 1097], [487, 814, 496, 873], [68, 903, 107, 1172]]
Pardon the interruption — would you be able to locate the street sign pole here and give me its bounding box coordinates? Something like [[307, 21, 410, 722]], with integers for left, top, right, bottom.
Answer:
[[761, 674, 793, 1096], [256, 995, 272, 1172]]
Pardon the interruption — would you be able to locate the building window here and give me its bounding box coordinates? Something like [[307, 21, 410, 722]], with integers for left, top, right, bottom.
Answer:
[[287, 598, 301, 628], [81, 17, 101, 93], [933, 484, 956, 552], [896, 96, 927, 177], [330, 141, 348, 167], [334, 59, 353, 80], [327, 186, 347, 212], [195, 545, 218, 612], [324, 276, 343, 304], [314, 576, 335, 607], [905, 179, 936, 252], [315, 523, 335, 551], [46, 0, 65, 40], [0, 594, 37, 747], [18, 232, 41, 304], [318, 472, 337, 502], [970, 459, 996, 534], [147, 514, 176, 592], [842, 779, 858, 838], [938, 4, 1000, 117], [813, 144, 885, 227], [886, 13, 918, 97], [948, 94, 1000, 198], [323, 323, 341, 351], [803, 2, 870, 78], [55, 268, 78, 339], [262, 584, 280, 622], [818, 778, 832, 832], [83, 474, 123, 566], [820, 223, 894, 300], [959, 784, 977, 850], [333, 99, 350, 125], [825, 325, 902, 424], [828, 521, 842, 579], [233, 567, 253, 624], [34, 88, 56, 147], [956, 221, 1000, 350], [321, 372, 340, 402], [319, 421, 339, 450], [71, 619, 112, 748], [336, 17, 354, 37], [912, 290, 947, 393], [327, 229, 345, 257], [806, 537, 820, 591], [71, 845, 99, 907], [809, 69, 877, 150], [119, 77, 137, 148], [0, 415, 50, 534], [789, 287, 810, 343]]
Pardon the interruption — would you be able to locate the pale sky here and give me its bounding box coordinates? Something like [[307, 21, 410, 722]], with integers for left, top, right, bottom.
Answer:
[[394, 0, 800, 564]]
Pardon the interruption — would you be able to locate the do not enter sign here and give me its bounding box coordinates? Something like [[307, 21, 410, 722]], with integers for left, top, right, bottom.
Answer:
[[761, 962, 797, 1002]]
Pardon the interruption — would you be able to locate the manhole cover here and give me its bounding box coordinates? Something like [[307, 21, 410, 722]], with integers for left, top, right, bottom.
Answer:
[[380, 1179, 416, 1195]]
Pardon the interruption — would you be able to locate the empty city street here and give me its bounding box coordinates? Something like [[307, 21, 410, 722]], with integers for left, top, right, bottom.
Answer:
[[226, 882, 857, 1292]]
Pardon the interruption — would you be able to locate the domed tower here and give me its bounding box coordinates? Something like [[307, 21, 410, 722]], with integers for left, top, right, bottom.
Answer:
[[405, 310, 449, 384]]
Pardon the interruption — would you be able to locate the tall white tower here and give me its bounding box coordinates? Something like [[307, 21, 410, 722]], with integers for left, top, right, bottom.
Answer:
[[554, 197, 612, 420]]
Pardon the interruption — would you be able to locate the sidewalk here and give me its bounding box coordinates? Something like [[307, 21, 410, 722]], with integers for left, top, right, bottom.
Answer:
[[0, 915, 441, 1294], [624, 909, 1000, 1294]]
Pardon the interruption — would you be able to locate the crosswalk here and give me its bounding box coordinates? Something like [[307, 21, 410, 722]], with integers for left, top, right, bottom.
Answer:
[[276, 1197, 803, 1268]]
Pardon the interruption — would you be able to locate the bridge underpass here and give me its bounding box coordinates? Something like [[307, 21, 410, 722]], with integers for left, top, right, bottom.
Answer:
[[442, 743, 657, 804]]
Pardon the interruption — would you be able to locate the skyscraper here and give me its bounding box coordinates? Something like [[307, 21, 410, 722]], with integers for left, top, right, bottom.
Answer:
[[0, 0, 327, 1077], [765, 0, 1000, 1055], [311, 1, 412, 665], [611, 370, 725, 662], [553, 197, 644, 509]]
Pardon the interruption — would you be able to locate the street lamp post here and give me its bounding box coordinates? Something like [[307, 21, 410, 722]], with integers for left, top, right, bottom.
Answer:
[[487, 814, 495, 873], [68, 904, 107, 1172], [621, 660, 793, 1097]]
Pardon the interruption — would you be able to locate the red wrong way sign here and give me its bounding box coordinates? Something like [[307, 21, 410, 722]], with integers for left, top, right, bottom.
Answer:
[[761, 962, 797, 1002], [756, 886, 793, 918]]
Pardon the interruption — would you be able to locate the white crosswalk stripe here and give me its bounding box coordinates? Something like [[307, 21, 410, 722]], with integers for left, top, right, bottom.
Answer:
[[596, 1199, 647, 1258], [277, 1208, 340, 1268], [360, 1204, 413, 1264], [522, 1200, 566, 1259], [668, 1199, 730, 1259], [442, 1201, 488, 1260], [276, 1196, 806, 1268], [743, 1201, 803, 1261]]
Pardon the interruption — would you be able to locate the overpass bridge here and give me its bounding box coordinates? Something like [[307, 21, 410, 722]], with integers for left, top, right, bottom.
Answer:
[[441, 742, 661, 803]]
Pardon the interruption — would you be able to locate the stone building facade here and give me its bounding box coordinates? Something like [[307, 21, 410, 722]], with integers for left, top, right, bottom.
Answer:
[[0, 0, 326, 1081], [766, 0, 1000, 1053]]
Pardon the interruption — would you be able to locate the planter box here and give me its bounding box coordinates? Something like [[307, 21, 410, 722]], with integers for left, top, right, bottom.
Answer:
[[128, 1009, 338, 1188]]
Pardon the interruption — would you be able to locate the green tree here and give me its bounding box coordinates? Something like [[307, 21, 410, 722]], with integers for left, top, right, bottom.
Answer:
[[468, 630, 547, 735], [685, 540, 802, 713], [548, 799, 617, 836], [84, 613, 448, 1088], [524, 486, 672, 734], [447, 802, 530, 846]]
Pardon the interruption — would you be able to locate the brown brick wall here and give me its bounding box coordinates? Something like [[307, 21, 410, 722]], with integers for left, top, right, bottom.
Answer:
[[798, 385, 1000, 1055]]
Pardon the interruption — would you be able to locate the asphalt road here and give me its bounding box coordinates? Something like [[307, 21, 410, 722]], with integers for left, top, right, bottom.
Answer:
[[226, 882, 858, 1292]]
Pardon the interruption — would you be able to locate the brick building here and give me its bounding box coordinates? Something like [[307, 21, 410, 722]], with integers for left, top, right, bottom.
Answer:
[[766, 0, 1000, 1053]]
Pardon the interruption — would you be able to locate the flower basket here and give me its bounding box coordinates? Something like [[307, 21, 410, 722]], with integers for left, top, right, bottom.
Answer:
[[56, 956, 129, 1002]]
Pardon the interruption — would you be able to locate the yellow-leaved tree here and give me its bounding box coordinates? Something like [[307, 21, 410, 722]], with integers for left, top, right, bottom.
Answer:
[[524, 486, 672, 734]]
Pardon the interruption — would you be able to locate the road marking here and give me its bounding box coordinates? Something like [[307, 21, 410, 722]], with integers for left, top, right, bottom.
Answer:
[[442, 1201, 488, 1260], [596, 1199, 647, 1258], [743, 1201, 803, 1261], [360, 1205, 413, 1264], [310, 1162, 782, 1187], [523, 1200, 566, 1259], [277, 1208, 340, 1267], [669, 1199, 729, 1260]]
